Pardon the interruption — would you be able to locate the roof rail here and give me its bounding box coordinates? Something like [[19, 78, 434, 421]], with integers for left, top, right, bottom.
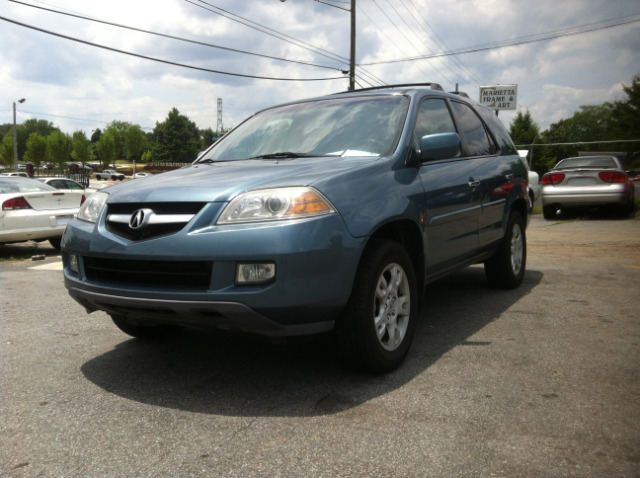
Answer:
[[449, 91, 470, 98], [339, 83, 445, 94]]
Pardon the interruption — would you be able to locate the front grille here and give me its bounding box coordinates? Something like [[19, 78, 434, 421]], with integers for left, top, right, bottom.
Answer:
[[106, 202, 206, 241], [83, 257, 212, 289]]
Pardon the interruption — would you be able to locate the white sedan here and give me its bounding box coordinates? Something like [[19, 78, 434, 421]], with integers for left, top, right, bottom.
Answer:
[[0, 177, 85, 249]]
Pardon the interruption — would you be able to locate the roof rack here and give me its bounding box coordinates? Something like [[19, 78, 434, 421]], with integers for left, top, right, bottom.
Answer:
[[449, 91, 470, 98], [342, 83, 445, 94]]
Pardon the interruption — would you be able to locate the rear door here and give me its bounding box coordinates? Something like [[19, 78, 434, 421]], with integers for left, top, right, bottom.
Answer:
[[416, 98, 482, 277], [449, 100, 512, 251]]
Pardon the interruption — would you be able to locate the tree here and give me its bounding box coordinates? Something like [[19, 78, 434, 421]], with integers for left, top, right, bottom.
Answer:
[[46, 130, 72, 169], [105, 121, 133, 160], [610, 74, 640, 167], [24, 132, 48, 166], [0, 133, 14, 167], [200, 127, 216, 151], [537, 103, 617, 171], [22, 118, 57, 139], [124, 125, 149, 161], [152, 108, 201, 163], [96, 129, 118, 169], [91, 128, 102, 143], [509, 109, 540, 146], [71, 130, 94, 164]]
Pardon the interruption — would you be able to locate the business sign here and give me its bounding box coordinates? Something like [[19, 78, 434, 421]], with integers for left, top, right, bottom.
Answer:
[[479, 85, 518, 110]]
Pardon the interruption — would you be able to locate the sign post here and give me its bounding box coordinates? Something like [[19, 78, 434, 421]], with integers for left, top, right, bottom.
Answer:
[[479, 85, 518, 114]]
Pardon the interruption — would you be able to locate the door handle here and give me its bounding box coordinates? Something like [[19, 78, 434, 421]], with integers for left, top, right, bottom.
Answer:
[[468, 177, 480, 188]]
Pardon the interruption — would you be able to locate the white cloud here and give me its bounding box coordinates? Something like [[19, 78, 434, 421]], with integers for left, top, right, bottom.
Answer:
[[1, 0, 638, 138]]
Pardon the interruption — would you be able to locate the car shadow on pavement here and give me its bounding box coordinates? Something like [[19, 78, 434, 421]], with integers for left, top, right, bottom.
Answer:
[[80, 265, 543, 417], [0, 242, 59, 261]]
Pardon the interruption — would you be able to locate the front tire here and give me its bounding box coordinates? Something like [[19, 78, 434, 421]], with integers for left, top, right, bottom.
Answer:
[[111, 314, 183, 339], [484, 211, 526, 289], [337, 239, 418, 373]]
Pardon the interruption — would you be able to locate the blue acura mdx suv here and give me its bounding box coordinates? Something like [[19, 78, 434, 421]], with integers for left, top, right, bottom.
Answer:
[[62, 83, 529, 372]]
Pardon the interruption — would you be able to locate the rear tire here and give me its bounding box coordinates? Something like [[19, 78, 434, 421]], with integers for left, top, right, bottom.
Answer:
[[484, 211, 526, 289], [336, 239, 418, 373], [48, 237, 61, 249], [111, 314, 183, 339]]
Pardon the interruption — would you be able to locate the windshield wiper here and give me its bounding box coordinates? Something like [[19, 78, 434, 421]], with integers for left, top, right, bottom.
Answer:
[[247, 152, 339, 160]]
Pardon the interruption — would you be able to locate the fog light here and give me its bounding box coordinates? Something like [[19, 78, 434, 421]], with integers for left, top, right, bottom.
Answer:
[[69, 254, 79, 274], [236, 262, 275, 284]]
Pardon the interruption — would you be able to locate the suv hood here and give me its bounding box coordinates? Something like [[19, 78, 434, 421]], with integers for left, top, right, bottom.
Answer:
[[104, 157, 375, 203]]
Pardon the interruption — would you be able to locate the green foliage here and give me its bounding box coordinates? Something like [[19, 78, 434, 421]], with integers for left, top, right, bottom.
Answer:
[[46, 130, 72, 168], [152, 108, 201, 163], [91, 128, 102, 143], [610, 74, 640, 168], [71, 130, 94, 164], [24, 132, 48, 165], [509, 109, 540, 146], [105, 121, 133, 160], [96, 130, 118, 168], [536, 103, 615, 171], [124, 125, 149, 161], [141, 150, 153, 162], [0, 133, 14, 166], [200, 127, 216, 150]]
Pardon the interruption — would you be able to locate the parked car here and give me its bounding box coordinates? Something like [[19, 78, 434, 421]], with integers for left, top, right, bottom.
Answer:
[[541, 155, 635, 219], [37, 177, 85, 191], [133, 172, 154, 179], [0, 176, 85, 249], [94, 170, 125, 181], [61, 84, 529, 372], [0, 172, 30, 178], [518, 150, 541, 209]]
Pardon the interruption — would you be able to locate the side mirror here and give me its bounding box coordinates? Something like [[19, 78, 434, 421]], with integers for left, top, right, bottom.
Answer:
[[420, 132, 461, 161]]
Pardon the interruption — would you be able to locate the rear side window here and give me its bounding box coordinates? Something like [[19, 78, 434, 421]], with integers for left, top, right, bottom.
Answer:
[[450, 101, 495, 157], [476, 105, 517, 155]]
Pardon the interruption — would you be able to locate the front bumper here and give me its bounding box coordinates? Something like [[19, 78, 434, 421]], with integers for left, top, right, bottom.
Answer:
[[62, 211, 364, 336]]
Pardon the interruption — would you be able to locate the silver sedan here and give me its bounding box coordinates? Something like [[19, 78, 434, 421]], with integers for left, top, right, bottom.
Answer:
[[541, 155, 635, 219]]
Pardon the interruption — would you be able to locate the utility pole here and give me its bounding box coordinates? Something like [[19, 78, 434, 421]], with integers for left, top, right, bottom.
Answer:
[[349, 0, 356, 91]]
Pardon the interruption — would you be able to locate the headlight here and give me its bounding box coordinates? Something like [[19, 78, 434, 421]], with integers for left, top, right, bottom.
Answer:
[[77, 191, 109, 223], [217, 187, 336, 224]]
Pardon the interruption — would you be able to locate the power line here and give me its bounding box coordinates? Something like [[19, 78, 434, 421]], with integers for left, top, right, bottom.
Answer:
[[361, 13, 640, 66], [8, 0, 345, 72], [17, 109, 155, 131], [0, 15, 346, 82], [186, 0, 385, 88]]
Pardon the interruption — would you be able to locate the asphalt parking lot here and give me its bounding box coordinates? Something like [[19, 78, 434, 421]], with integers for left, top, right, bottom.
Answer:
[[1, 214, 639, 477]]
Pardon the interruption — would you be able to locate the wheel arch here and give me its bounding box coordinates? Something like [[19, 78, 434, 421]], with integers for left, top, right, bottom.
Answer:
[[369, 219, 425, 295]]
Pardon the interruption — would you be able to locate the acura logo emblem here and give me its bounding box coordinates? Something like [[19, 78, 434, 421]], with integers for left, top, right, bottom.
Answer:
[[129, 208, 154, 229]]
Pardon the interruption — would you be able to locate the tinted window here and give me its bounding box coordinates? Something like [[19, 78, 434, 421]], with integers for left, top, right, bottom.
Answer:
[[476, 105, 517, 155], [414, 98, 457, 139], [555, 156, 618, 169], [450, 101, 493, 156]]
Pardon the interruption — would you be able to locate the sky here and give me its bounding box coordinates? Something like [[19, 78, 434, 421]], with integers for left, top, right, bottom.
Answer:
[[1, 0, 639, 140]]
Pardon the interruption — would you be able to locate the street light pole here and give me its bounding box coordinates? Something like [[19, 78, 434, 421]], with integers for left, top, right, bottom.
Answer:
[[13, 98, 26, 172]]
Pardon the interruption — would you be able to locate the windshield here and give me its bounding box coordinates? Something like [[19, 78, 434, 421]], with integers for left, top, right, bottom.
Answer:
[[199, 96, 409, 162]]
